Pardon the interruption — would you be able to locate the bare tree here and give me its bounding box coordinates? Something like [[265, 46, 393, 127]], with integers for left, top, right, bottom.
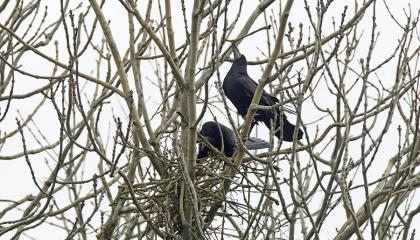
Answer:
[[0, 0, 419, 239]]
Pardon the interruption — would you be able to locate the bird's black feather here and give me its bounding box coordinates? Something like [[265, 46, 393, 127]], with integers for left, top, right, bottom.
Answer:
[[223, 46, 303, 141], [197, 121, 270, 159]]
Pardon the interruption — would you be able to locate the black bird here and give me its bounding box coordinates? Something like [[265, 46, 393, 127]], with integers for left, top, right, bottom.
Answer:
[[197, 121, 270, 159], [222, 43, 303, 141]]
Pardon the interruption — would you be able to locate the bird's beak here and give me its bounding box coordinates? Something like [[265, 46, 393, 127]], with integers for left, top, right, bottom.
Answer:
[[232, 42, 241, 60]]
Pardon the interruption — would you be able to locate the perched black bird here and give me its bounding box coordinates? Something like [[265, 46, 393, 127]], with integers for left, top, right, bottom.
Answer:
[[222, 43, 303, 141], [197, 121, 270, 159]]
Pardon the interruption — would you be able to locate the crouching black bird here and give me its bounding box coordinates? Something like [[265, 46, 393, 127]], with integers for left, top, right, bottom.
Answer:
[[222, 43, 303, 141], [197, 121, 270, 159]]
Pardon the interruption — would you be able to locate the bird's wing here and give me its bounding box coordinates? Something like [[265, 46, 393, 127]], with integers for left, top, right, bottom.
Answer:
[[266, 92, 279, 104], [244, 137, 271, 150], [239, 74, 297, 115], [266, 93, 298, 115], [219, 124, 237, 147], [252, 80, 298, 115], [240, 75, 265, 102], [239, 75, 278, 105]]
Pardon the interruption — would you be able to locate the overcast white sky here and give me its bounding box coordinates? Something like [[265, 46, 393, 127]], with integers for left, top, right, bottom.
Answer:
[[0, 0, 419, 239]]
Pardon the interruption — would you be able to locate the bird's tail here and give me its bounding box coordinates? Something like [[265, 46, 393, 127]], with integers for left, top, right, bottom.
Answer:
[[264, 112, 303, 142], [244, 137, 271, 150]]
